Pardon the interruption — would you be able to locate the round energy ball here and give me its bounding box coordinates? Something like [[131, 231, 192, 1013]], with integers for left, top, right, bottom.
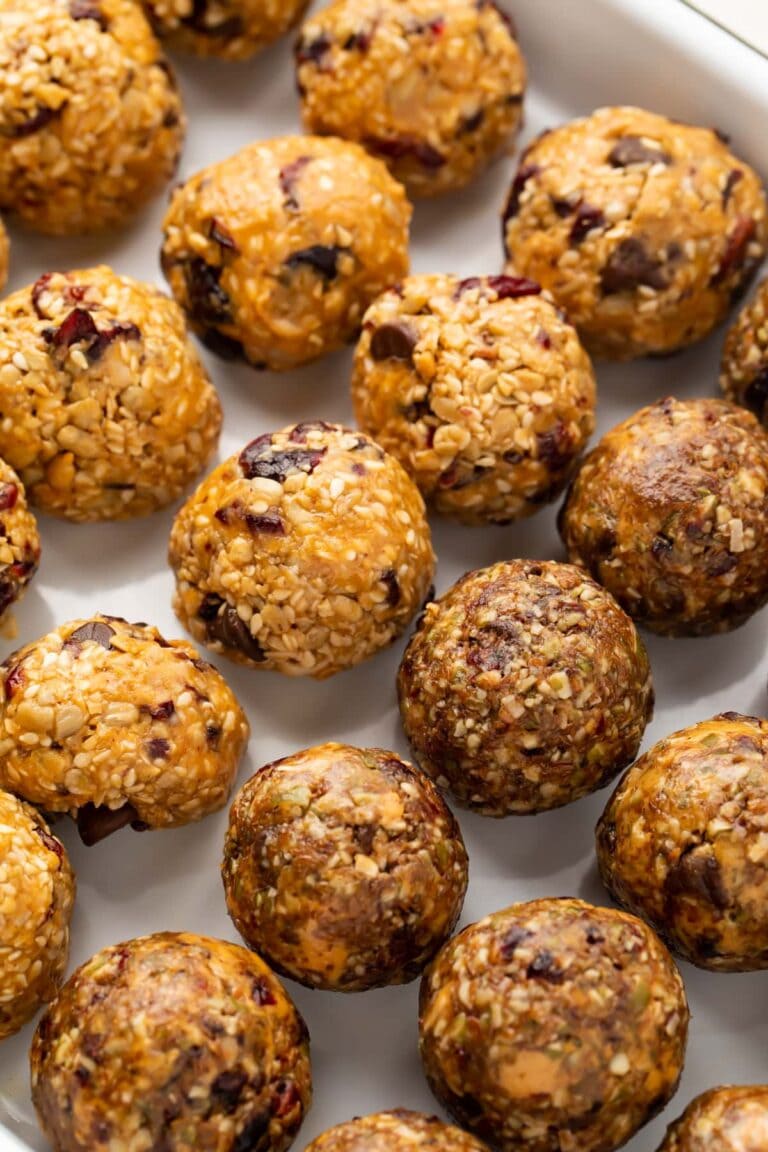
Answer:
[[503, 106, 767, 359], [169, 422, 435, 679], [657, 1086, 768, 1152], [305, 1110, 491, 1152], [0, 267, 222, 522], [597, 712, 768, 972], [223, 743, 468, 992], [0, 218, 8, 292], [0, 0, 185, 236], [398, 560, 653, 815], [0, 615, 250, 844], [144, 0, 309, 58], [161, 135, 411, 371], [295, 0, 525, 198], [0, 790, 74, 1039], [352, 274, 596, 524], [0, 457, 40, 621], [559, 397, 768, 636], [31, 932, 312, 1152], [419, 898, 689, 1152], [720, 278, 768, 424]]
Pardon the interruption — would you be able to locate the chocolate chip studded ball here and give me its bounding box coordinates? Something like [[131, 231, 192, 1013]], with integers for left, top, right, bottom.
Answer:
[[0, 791, 74, 1039], [657, 1086, 768, 1152], [398, 560, 653, 815], [304, 1109, 491, 1152], [0, 0, 185, 236], [598, 713, 768, 972], [559, 397, 768, 636], [31, 932, 312, 1152], [419, 898, 689, 1152], [143, 0, 309, 58], [720, 279, 768, 424], [0, 615, 249, 845], [0, 457, 40, 621], [295, 0, 525, 198], [223, 743, 468, 992], [503, 106, 767, 359], [0, 267, 222, 522], [161, 135, 411, 371], [352, 274, 596, 523], [169, 422, 435, 679]]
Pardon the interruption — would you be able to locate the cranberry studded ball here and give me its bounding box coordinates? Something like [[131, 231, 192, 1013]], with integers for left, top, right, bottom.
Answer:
[[143, 0, 310, 59]]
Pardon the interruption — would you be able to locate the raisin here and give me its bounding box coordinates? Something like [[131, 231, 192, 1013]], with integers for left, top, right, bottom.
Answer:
[[651, 534, 674, 558], [569, 204, 605, 245], [364, 134, 446, 169], [146, 738, 171, 761], [76, 803, 141, 846], [502, 163, 541, 226], [239, 439, 326, 483], [279, 156, 311, 210], [380, 568, 401, 607], [184, 259, 232, 325], [743, 369, 768, 420], [608, 136, 671, 167], [723, 168, 744, 208], [0, 483, 17, 512], [284, 245, 344, 281], [601, 238, 668, 293], [64, 621, 115, 651], [526, 950, 564, 983], [370, 321, 417, 362], [211, 1069, 248, 1114], [295, 33, 332, 65], [536, 422, 573, 469]]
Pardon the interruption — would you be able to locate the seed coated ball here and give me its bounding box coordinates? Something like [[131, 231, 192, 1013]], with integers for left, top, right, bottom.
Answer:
[[0, 457, 40, 620], [720, 278, 768, 424], [30, 932, 312, 1152], [143, 0, 309, 59], [503, 106, 767, 359], [161, 135, 411, 371], [352, 274, 595, 523], [597, 713, 768, 972], [559, 397, 768, 636], [169, 422, 435, 679], [0, 791, 74, 1039], [0, 0, 185, 236], [419, 898, 689, 1152], [295, 0, 525, 198], [398, 560, 653, 815], [304, 1109, 492, 1152], [223, 743, 468, 992], [0, 267, 222, 522], [0, 615, 250, 844], [656, 1086, 768, 1152]]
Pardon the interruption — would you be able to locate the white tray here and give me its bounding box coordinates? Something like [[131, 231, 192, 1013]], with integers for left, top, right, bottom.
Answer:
[[2, 2, 768, 1149]]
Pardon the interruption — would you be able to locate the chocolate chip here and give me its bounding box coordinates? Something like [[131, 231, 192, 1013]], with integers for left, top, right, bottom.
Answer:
[[69, 0, 107, 26], [252, 977, 276, 1005], [665, 846, 729, 910], [76, 803, 141, 846], [364, 134, 446, 169], [209, 217, 237, 252], [65, 621, 115, 651], [0, 483, 17, 512], [146, 738, 170, 761], [201, 597, 266, 663], [184, 258, 233, 325], [380, 568, 401, 607], [601, 238, 668, 294], [6, 105, 63, 138], [295, 32, 332, 65], [279, 156, 311, 210], [370, 321, 417, 362], [232, 1113, 270, 1152], [608, 136, 671, 167], [526, 950, 564, 983], [205, 723, 221, 748], [743, 369, 768, 420], [712, 216, 757, 286], [284, 245, 345, 282], [239, 439, 327, 483], [245, 509, 286, 535], [723, 168, 744, 208], [502, 163, 541, 226], [211, 1069, 248, 1114], [569, 203, 605, 245], [552, 196, 576, 218]]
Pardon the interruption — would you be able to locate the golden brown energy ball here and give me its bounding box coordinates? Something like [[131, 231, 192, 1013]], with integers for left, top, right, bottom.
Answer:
[[161, 135, 411, 371], [0, 457, 40, 620], [0, 615, 249, 845], [559, 397, 768, 636], [30, 932, 312, 1152], [305, 1110, 492, 1152], [0, 0, 185, 236], [419, 898, 689, 1152], [223, 743, 468, 992], [0, 790, 75, 1039], [143, 0, 309, 58], [398, 560, 653, 816], [169, 422, 435, 679], [503, 106, 767, 359], [720, 278, 768, 424], [597, 713, 768, 972], [0, 267, 222, 522], [352, 274, 596, 524], [295, 0, 525, 198], [0, 218, 8, 292], [657, 1086, 768, 1152]]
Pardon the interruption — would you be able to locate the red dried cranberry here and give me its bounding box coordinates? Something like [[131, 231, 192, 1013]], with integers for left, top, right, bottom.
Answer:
[[0, 483, 18, 512]]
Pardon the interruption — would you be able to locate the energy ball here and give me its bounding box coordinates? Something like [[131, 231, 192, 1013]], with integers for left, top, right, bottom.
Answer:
[[143, 0, 309, 58], [0, 218, 8, 292], [0, 0, 185, 236], [0, 457, 40, 620], [419, 898, 689, 1152], [503, 106, 767, 359], [657, 1086, 768, 1152], [161, 135, 411, 371], [559, 397, 768, 636], [295, 0, 525, 198], [31, 932, 312, 1152], [398, 560, 653, 815], [305, 1110, 491, 1152], [720, 278, 768, 424], [0, 267, 222, 522], [597, 712, 768, 972], [0, 615, 249, 845], [169, 422, 435, 679], [223, 743, 468, 992], [0, 790, 74, 1039]]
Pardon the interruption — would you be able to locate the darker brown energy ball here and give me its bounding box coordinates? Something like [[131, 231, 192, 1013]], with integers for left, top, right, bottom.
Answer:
[[398, 560, 653, 815], [720, 278, 768, 424], [304, 1110, 491, 1152], [559, 397, 768, 636], [223, 742, 468, 992], [597, 713, 768, 972], [656, 1086, 768, 1152]]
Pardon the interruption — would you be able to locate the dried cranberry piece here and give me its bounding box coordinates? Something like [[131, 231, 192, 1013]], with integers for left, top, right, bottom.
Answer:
[[211, 1069, 248, 1114], [284, 245, 344, 282], [183, 259, 233, 325], [723, 168, 744, 208], [365, 134, 446, 169], [148, 700, 175, 721], [569, 204, 605, 245], [31, 273, 54, 317], [4, 662, 24, 699], [65, 621, 115, 651], [486, 275, 541, 299], [536, 422, 574, 469], [289, 421, 334, 442], [536, 328, 552, 349], [209, 217, 237, 252], [380, 568, 401, 607], [502, 163, 541, 227], [279, 156, 311, 210], [500, 926, 530, 959], [712, 216, 757, 285], [239, 439, 327, 483], [601, 238, 668, 294], [76, 803, 141, 846], [0, 483, 18, 512], [295, 32, 332, 65], [6, 106, 62, 138], [245, 510, 286, 536], [370, 321, 417, 362], [69, 0, 107, 27], [252, 977, 277, 1005], [608, 136, 671, 167], [146, 738, 171, 761], [343, 29, 372, 51], [49, 308, 98, 350], [271, 1080, 301, 1118], [34, 825, 63, 859]]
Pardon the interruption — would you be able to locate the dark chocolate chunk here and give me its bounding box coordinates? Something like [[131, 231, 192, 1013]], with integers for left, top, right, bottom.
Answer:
[[65, 621, 115, 651], [552, 196, 576, 218], [279, 156, 311, 210], [202, 599, 266, 663], [180, 0, 242, 37], [569, 203, 605, 245], [665, 846, 729, 910], [205, 723, 221, 748], [211, 1069, 248, 1114], [343, 29, 372, 51], [526, 950, 564, 983], [370, 321, 417, 362], [608, 136, 671, 167], [460, 108, 485, 135], [184, 258, 233, 325], [601, 238, 668, 293], [76, 803, 142, 846], [743, 369, 768, 420], [232, 1112, 270, 1152], [380, 568, 401, 607]]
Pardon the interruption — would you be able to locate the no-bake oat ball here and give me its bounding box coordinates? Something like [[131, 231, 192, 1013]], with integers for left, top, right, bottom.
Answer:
[[657, 1086, 768, 1152], [0, 0, 185, 235], [352, 274, 596, 524], [295, 0, 525, 198], [559, 397, 768, 636], [720, 279, 768, 424], [144, 0, 309, 58], [223, 743, 468, 992], [0, 457, 40, 620], [398, 560, 653, 815], [419, 898, 689, 1152], [597, 713, 768, 972], [503, 106, 767, 359], [0, 790, 74, 1039], [0, 615, 249, 844], [305, 1110, 492, 1152], [161, 135, 411, 371], [169, 422, 435, 678], [31, 932, 312, 1152], [0, 267, 222, 522]]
